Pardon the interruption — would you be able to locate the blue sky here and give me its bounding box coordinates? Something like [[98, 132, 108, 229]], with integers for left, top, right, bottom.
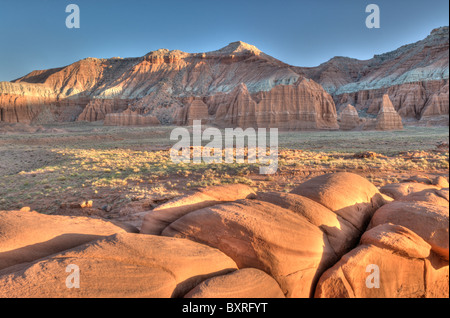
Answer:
[[0, 0, 448, 81]]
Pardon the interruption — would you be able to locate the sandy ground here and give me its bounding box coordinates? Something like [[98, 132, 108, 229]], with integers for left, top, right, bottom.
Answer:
[[0, 122, 448, 228]]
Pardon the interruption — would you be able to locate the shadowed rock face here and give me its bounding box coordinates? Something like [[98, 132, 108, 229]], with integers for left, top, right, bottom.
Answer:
[[184, 268, 285, 298], [208, 80, 339, 130], [0, 210, 138, 270], [147, 172, 390, 297], [0, 233, 238, 298], [162, 199, 339, 298], [140, 184, 257, 235], [315, 223, 449, 298], [290, 172, 388, 230], [375, 94, 403, 130], [77, 99, 130, 122], [0, 172, 448, 298], [339, 104, 360, 130], [103, 112, 160, 126], [380, 182, 441, 200], [175, 99, 210, 126], [315, 176, 449, 298], [369, 201, 448, 260]]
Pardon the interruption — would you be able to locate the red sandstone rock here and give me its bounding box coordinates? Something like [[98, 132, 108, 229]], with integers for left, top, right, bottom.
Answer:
[[375, 95, 403, 130], [368, 200, 449, 260], [140, 184, 256, 235], [0, 210, 136, 270], [2, 28, 447, 126], [159, 173, 388, 298], [256, 192, 359, 257], [290, 172, 388, 230], [103, 111, 160, 126], [298, 27, 449, 123], [315, 218, 448, 298], [185, 268, 285, 298], [339, 104, 361, 130], [315, 241, 431, 298], [433, 176, 450, 188], [1, 171, 447, 298], [360, 223, 431, 259], [336, 80, 449, 125], [162, 199, 338, 298], [77, 99, 129, 122], [207, 80, 338, 129], [398, 188, 449, 207], [0, 42, 338, 129], [175, 99, 210, 125], [0, 233, 237, 298], [380, 182, 441, 200]]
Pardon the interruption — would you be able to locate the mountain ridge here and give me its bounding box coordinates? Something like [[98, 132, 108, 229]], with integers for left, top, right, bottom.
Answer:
[[1, 27, 448, 126]]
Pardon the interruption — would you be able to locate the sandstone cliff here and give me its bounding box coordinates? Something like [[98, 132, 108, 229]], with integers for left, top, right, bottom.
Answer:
[[0, 42, 338, 129], [339, 104, 361, 130], [1, 27, 447, 127], [298, 27, 449, 124], [175, 99, 210, 126], [375, 95, 404, 130], [103, 111, 160, 126], [205, 80, 338, 130]]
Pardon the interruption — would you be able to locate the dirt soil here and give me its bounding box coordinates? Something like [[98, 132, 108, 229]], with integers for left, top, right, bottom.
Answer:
[[0, 122, 448, 229]]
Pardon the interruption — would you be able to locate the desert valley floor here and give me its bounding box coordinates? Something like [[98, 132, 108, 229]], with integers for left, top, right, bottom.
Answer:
[[0, 122, 448, 221]]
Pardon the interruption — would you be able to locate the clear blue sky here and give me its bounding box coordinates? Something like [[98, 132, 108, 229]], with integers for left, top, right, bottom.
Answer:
[[0, 0, 448, 81]]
